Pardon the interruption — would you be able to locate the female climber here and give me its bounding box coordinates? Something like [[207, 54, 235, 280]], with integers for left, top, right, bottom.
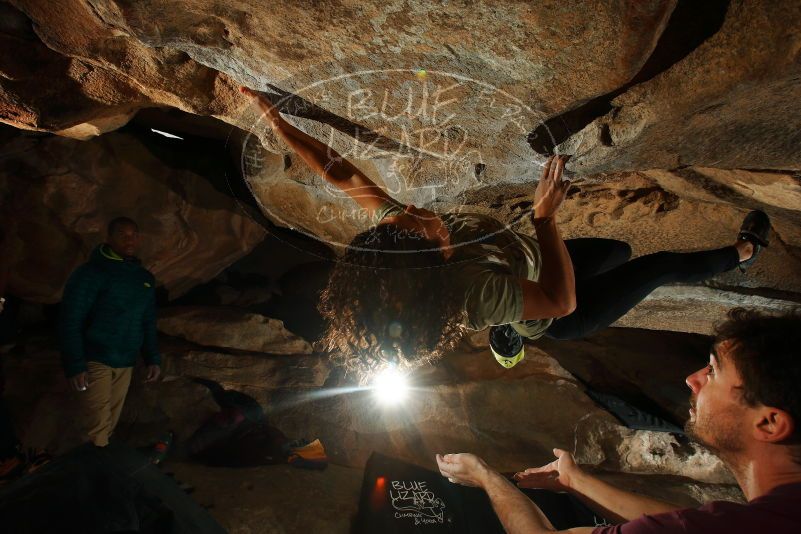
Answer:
[[241, 87, 770, 373]]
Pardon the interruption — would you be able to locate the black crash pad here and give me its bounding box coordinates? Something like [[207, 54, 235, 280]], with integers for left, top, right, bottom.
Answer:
[[354, 452, 611, 533]]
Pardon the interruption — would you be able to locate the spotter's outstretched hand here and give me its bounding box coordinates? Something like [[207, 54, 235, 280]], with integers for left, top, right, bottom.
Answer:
[[436, 453, 490, 488], [513, 448, 580, 492]]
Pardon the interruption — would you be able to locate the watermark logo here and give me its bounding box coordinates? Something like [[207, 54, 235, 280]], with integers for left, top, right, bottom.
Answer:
[[237, 65, 558, 255], [389, 479, 446, 526]]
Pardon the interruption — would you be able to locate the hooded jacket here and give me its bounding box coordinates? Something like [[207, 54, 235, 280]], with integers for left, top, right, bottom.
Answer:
[[59, 244, 161, 377]]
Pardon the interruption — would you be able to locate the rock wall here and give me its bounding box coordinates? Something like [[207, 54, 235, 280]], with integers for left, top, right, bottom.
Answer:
[[3, 2, 801, 524], [158, 306, 312, 355], [561, 1, 801, 173], [2, 0, 800, 327], [0, 129, 265, 302], [2, 0, 675, 138], [3, 330, 742, 505]]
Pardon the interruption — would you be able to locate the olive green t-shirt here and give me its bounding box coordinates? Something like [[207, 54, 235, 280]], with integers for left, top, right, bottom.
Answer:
[[373, 201, 553, 339]]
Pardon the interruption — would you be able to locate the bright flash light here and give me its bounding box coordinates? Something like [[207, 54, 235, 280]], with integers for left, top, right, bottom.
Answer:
[[372, 366, 409, 406]]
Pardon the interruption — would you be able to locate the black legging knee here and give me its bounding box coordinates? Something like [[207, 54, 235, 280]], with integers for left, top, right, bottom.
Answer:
[[545, 240, 740, 341], [564, 238, 632, 281]]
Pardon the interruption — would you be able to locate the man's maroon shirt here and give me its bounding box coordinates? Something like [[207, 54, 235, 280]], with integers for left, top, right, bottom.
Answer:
[[593, 482, 801, 534]]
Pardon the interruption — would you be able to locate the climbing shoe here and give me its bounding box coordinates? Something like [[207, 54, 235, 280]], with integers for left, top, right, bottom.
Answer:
[[738, 210, 770, 272], [489, 324, 525, 369]]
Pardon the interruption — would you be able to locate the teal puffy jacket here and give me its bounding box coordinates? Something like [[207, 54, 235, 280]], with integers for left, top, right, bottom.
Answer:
[[59, 244, 161, 377]]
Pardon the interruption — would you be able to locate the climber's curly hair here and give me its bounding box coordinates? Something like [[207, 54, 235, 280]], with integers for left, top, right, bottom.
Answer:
[[318, 223, 467, 378]]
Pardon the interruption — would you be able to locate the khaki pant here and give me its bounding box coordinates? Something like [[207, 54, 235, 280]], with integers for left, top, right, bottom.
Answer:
[[79, 362, 132, 447]]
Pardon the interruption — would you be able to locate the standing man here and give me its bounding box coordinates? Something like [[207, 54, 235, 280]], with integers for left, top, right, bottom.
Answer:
[[60, 217, 161, 447], [436, 307, 801, 533]]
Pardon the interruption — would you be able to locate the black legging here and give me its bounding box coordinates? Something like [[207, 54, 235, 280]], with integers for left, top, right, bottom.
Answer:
[[544, 238, 740, 340]]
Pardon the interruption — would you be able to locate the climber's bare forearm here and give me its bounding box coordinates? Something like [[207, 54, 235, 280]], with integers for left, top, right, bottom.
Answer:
[[272, 120, 392, 210], [243, 87, 395, 210], [272, 119, 348, 182]]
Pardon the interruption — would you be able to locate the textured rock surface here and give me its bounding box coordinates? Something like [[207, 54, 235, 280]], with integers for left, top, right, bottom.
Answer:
[[158, 335, 731, 486], [158, 306, 313, 354], [4, 0, 675, 141], [0, 2, 144, 135], [162, 347, 330, 396], [575, 416, 735, 484], [5, 329, 743, 515], [9, 2, 801, 528], [593, 472, 744, 507], [643, 167, 801, 253], [562, 1, 801, 173], [0, 0, 244, 136], [1, 335, 704, 478], [0, 130, 265, 302], [2, 0, 800, 330], [612, 285, 800, 335], [534, 328, 709, 425]]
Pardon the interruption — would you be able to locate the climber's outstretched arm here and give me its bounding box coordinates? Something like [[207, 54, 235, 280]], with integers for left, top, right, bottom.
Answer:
[[241, 87, 394, 214]]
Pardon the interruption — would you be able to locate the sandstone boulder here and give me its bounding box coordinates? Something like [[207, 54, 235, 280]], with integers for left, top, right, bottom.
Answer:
[[158, 306, 313, 355], [533, 328, 709, 425], [575, 415, 735, 484], [161, 347, 331, 397], [6, 0, 676, 151], [643, 167, 801, 252], [613, 285, 800, 335], [594, 471, 744, 507], [0, 130, 265, 302], [4, 1, 801, 329], [0, 3, 146, 135], [562, 1, 801, 173], [1, 0, 245, 136], [5, 331, 742, 507]]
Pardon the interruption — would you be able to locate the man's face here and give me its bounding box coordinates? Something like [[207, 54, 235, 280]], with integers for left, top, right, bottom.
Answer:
[[685, 340, 749, 455], [108, 223, 140, 257]]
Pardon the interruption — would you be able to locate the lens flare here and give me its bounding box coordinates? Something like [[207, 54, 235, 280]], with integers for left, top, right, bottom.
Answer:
[[372, 366, 409, 406]]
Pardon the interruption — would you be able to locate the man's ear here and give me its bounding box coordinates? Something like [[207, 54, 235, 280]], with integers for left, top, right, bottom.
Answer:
[[753, 407, 795, 443]]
